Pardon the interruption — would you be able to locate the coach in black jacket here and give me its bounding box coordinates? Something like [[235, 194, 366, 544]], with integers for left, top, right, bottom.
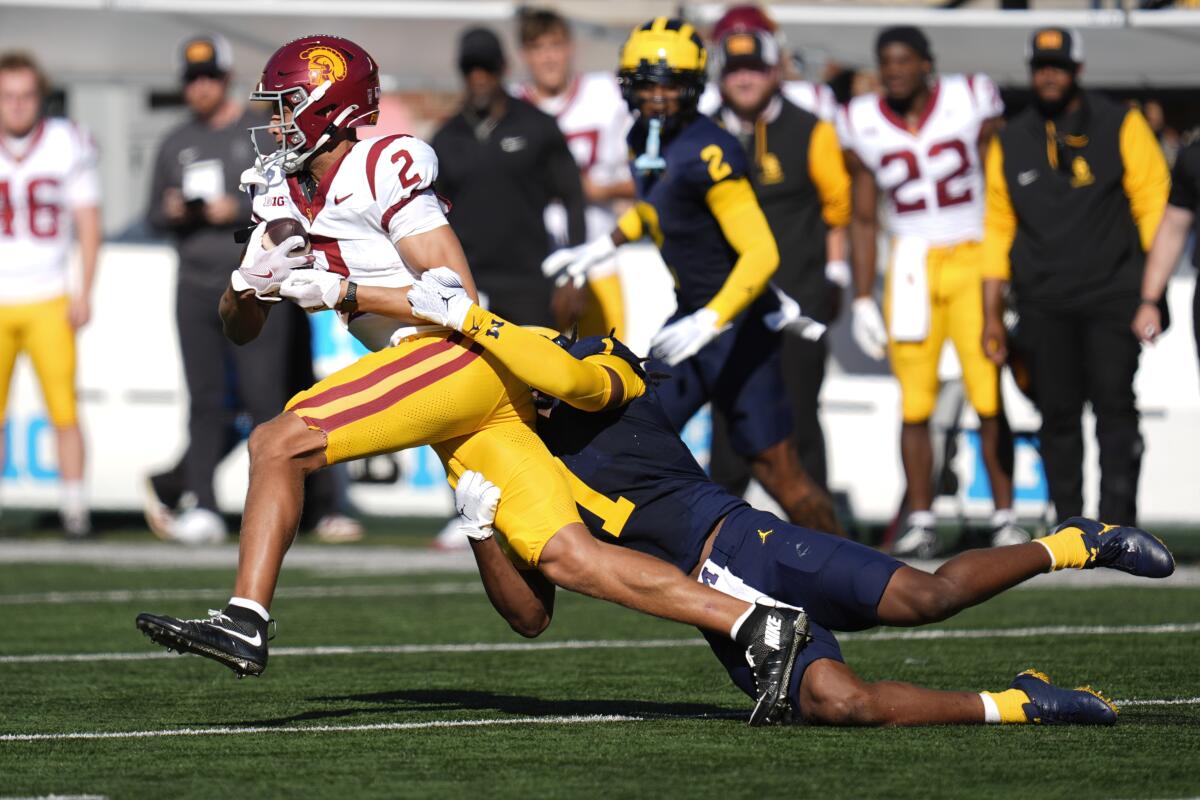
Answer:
[[433, 27, 585, 328], [980, 28, 1168, 525]]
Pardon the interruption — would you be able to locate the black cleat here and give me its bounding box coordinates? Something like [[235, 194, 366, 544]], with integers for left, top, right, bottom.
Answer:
[[742, 599, 811, 726], [136, 609, 270, 677]]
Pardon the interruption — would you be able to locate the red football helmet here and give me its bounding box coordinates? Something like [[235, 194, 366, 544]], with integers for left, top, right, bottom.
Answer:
[[248, 35, 380, 174], [711, 4, 777, 42]]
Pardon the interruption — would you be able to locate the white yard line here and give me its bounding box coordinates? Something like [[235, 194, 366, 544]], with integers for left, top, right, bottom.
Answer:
[[0, 713, 642, 743], [2, 622, 1197, 666], [0, 582, 480, 606]]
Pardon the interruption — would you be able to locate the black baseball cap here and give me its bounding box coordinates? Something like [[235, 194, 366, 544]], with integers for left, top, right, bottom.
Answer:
[[719, 30, 780, 74], [1028, 27, 1084, 69], [458, 27, 505, 75], [180, 34, 232, 82]]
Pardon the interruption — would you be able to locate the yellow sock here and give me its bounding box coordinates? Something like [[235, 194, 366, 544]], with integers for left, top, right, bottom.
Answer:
[[1035, 527, 1094, 570], [980, 689, 1031, 724]]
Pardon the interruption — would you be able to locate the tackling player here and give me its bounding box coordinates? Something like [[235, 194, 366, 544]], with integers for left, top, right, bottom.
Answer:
[[838, 27, 1020, 556], [544, 17, 838, 534], [135, 35, 808, 723], [514, 7, 634, 338], [408, 265, 1174, 727], [0, 52, 100, 537]]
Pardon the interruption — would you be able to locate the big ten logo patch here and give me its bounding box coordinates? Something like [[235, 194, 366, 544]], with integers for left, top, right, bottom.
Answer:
[[3, 416, 59, 481]]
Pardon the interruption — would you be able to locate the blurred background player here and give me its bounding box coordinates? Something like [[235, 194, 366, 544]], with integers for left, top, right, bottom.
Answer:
[[433, 26, 586, 329], [514, 7, 634, 338], [705, 21, 851, 500], [1133, 131, 1199, 366], [545, 17, 839, 534], [839, 26, 1019, 556], [0, 52, 100, 537], [144, 35, 360, 544], [981, 28, 1168, 526], [698, 5, 837, 122]]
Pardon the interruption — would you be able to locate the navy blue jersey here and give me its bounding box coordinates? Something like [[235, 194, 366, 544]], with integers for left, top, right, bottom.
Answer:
[[629, 115, 752, 315], [535, 337, 745, 573]]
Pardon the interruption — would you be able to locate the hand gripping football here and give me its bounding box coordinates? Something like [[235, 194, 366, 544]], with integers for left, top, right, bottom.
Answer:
[[262, 217, 311, 255]]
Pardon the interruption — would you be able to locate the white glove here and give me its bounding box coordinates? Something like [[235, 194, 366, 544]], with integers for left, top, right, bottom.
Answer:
[[279, 269, 343, 311], [825, 259, 851, 289], [650, 307, 722, 366], [408, 267, 473, 331], [230, 221, 314, 301], [455, 469, 501, 542], [851, 296, 888, 360], [764, 285, 827, 342], [541, 235, 616, 288]]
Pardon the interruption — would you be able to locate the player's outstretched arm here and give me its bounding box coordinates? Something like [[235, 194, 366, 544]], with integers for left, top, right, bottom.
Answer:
[[703, 177, 779, 327], [456, 471, 555, 638], [409, 269, 645, 411]]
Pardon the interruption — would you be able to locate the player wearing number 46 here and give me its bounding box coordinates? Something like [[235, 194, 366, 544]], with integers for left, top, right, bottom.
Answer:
[[544, 17, 840, 535], [838, 26, 1019, 557], [0, 52, 100, 537]]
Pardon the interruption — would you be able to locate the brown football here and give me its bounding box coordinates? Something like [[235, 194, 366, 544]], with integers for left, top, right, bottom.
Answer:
[[262, 217, 310, 254]]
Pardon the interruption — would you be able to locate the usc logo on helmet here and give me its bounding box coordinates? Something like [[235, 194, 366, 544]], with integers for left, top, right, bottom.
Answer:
[[299, 46, 348, 85]]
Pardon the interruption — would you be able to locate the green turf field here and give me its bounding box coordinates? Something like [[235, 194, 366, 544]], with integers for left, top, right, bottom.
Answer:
[[1, 535, 1198, 799]]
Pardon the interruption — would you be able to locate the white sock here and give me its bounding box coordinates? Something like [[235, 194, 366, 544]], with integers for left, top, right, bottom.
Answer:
[[979, 692, 1002, 724], [228, 596, 270, 622], [61, 480, 87, 516], [991, 508, 1016, 528], [907, 510, 936, 530], [729, 603, 758, 641]]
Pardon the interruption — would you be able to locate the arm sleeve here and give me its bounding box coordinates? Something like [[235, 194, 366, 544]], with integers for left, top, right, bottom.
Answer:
[[616, 204, 645, 242], [703, 176, 779, 325], [808, 121, 851, 228], [1120, 109, 1171, 251], [1168, 144, 1200, 211], [981, 136, 1016, 282], [458, 304, 645, 411], [544, 122, 585, 245]]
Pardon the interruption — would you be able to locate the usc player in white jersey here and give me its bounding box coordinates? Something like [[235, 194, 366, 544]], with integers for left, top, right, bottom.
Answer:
[[0, 53, 100, 537], [838, 27, 1022, 557], [514, 8, 634, 339], [135, 36, 810, 721]]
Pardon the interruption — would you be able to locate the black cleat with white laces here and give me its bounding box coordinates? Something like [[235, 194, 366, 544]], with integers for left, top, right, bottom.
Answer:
[[738, 599, 812, 726], [136, 608, 272, 677]]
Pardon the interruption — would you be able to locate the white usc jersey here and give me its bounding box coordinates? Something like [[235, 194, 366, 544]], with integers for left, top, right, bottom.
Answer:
[[0, 118, 100, 304], [515, 72, 633, 241], [837, 74, 1003, 245], [244, 133, 448, 351], [699, 80, 838, 121]]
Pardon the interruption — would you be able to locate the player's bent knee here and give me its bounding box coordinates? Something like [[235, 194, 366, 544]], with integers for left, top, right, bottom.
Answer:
[[800, 662, 879, 726], [535, 524, 597, 591], [247, 413, 327, 474]]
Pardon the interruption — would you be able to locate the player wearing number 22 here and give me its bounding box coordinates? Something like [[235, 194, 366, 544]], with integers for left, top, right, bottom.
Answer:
[[136, 35, 810, 724], [545, 17, 838, 533], [838, 26, 1020, 557]]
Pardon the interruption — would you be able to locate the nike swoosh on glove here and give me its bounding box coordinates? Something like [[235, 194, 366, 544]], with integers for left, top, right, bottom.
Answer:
[[230, 221, 314, 301], [407, 267, 473, 331], [541, 235, 616, 288], [279, 269, 343, 311], [650, 308, 723, 367], [455, 469, 501, 541], [851, 296, 888, 361], [764, 285, 827, 341]]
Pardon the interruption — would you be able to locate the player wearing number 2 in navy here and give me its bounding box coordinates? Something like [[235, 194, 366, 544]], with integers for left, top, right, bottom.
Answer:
[[838, 26, 1021, 558], [406, 266, 1174, 727], [543, 17, 839, 535]]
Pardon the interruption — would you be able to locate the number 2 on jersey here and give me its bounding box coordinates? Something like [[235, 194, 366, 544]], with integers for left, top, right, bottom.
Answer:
[[700, 145, 732, 183], [880, 138, 973, 214], [391, 149, 422, 190]]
